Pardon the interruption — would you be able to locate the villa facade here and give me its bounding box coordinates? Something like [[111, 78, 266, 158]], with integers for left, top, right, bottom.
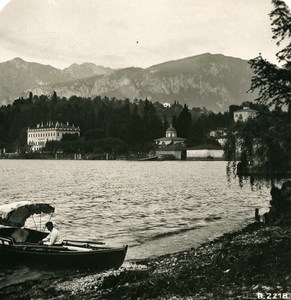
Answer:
[[27, 121, 80, 152], [233, 107, 257, 123]]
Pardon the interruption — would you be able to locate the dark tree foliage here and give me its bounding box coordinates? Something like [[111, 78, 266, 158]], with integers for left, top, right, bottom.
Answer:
[[177, 104, 192, 138], [0, 93, 229, 155], [162, 115, 169, 133], [127, 104, 144, 148], [249, 0, 291, 109], [45, 140, 61, 153], [225, 0, 291, 175]]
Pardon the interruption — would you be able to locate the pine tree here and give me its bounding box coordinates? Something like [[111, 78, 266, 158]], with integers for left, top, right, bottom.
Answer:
[[177, 104, 192, 138]]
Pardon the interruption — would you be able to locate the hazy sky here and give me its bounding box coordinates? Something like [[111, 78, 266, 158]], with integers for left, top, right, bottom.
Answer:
[[0, 0, 290, 69]]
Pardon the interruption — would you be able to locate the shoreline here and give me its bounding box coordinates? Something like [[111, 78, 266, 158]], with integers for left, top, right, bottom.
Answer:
[[0, 156, 227, 161], [0, 222, 290, 299]]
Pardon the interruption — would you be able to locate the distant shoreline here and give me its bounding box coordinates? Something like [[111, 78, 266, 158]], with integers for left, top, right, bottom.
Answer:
[[0, 154, 227, 162]]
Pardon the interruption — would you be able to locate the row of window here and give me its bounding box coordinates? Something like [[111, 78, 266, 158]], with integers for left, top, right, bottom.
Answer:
[[29, 141, 45, 146], [166, 133, 176, 137], [28, 132, 60, 138]]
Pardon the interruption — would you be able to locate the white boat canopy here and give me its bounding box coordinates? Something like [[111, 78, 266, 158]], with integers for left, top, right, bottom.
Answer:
[[0, 201, 55, 227]]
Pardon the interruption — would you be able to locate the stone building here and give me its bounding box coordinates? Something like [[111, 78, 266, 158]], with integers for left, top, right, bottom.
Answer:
[[27, 121, 80, 152], [154, 125, 186, 160], [233, 107, 257, 123]]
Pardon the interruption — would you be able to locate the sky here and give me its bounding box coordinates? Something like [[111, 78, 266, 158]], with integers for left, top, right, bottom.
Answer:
[[0, 0, 290, 69]]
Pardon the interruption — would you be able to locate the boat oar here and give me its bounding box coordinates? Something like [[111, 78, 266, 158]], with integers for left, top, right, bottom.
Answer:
[[64, 239, 105, 245], [13, 244, 64, 250]]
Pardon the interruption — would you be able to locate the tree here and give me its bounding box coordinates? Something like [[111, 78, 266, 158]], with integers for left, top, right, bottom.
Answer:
[[177, 104, 192, 138], [163, 115, 169, 132], [248, 0, 291, 110], [226, 0, 291, 175], [142, 99, 163, 144], [127, 104, 144, 148]]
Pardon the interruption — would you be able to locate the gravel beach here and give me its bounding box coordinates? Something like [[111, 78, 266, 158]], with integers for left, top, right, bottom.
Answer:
[[0, 222, 290, 300]]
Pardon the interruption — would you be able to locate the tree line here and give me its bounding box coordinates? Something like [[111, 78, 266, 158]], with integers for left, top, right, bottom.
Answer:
[[0, 92, 229, 156]]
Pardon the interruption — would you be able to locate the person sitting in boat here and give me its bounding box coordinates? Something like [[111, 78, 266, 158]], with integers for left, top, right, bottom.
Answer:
[[11, 228, 29, 243], [41, 221, 63, 246]]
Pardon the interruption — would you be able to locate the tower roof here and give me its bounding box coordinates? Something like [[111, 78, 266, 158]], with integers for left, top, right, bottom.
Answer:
[[166, 124, 176, 132]]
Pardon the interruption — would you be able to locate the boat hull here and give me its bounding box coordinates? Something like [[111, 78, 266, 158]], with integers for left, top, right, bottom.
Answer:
[[0, 244, 128, 271]]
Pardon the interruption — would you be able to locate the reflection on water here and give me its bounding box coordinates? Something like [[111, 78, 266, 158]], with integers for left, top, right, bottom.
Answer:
[[0, 160, 272, 261], [226, 161, 289, 190]]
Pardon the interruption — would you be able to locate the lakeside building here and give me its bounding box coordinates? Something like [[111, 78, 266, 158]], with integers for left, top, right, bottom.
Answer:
[[187, 144, 224, 160], [154, 125, 187, 160], [27, 121, 80, 152], [209, 128, 228, 146], [233, 107, 257, 123]]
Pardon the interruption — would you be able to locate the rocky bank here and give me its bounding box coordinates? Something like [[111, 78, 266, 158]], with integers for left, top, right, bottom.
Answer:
[[0, 223, 290, 300]]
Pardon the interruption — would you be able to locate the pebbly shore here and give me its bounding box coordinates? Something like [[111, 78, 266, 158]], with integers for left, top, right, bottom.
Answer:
[[0, 222, 290, 300]]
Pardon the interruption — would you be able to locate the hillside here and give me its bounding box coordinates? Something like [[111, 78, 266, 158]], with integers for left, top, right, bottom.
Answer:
[[0, 58, 113, 105], [0, 53, 256, 112]]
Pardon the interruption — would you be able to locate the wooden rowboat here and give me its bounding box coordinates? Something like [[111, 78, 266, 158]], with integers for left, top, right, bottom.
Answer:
[[0, 201, 128, 271], [0, 237, 128, 270]]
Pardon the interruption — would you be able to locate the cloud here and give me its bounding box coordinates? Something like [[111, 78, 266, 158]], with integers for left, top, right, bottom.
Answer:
[[0, 0, 279, 68]]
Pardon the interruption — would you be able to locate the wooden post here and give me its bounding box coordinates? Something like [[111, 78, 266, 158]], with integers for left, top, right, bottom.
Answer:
[[263, 212, 270, 224], [255, 208, 260, 222]]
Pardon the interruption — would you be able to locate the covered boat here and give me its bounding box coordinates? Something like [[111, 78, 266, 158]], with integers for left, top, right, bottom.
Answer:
[[0, 201, 128, 271]]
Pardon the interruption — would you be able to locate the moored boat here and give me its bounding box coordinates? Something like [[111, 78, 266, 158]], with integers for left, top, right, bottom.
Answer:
[[0, 201, 128, 271]]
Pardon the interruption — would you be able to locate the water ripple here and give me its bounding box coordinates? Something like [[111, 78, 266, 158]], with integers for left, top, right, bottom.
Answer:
[[0, 160, 272, 258]]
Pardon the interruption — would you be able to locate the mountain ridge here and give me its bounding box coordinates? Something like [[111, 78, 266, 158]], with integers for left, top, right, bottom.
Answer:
[[0, 53, 256, 111]]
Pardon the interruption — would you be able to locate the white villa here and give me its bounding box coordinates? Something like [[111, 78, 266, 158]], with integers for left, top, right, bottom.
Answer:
[[27, 121, 80, 152], [154, 125, 187, 160], [233, 107, 257, 123], [155, 125, 186, 148]]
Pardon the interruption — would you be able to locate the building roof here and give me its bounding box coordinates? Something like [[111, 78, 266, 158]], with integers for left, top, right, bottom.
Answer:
[[156, 144, 186, 151], [234, 107, 257, 113], [28, 121, 79, 130], [166, 125, 176, 132], [154, 137, 186, 142]]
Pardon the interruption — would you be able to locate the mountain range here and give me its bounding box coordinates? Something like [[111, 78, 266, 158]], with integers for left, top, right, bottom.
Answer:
[[0, 53, 256, 112]]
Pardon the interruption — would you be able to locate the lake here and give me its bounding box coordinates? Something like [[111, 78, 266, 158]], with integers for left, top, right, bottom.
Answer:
[[0, 159, 272, 261]]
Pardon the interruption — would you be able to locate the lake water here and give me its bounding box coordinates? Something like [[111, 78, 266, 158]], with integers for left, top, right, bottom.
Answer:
[[0, 159, 272, 262]]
